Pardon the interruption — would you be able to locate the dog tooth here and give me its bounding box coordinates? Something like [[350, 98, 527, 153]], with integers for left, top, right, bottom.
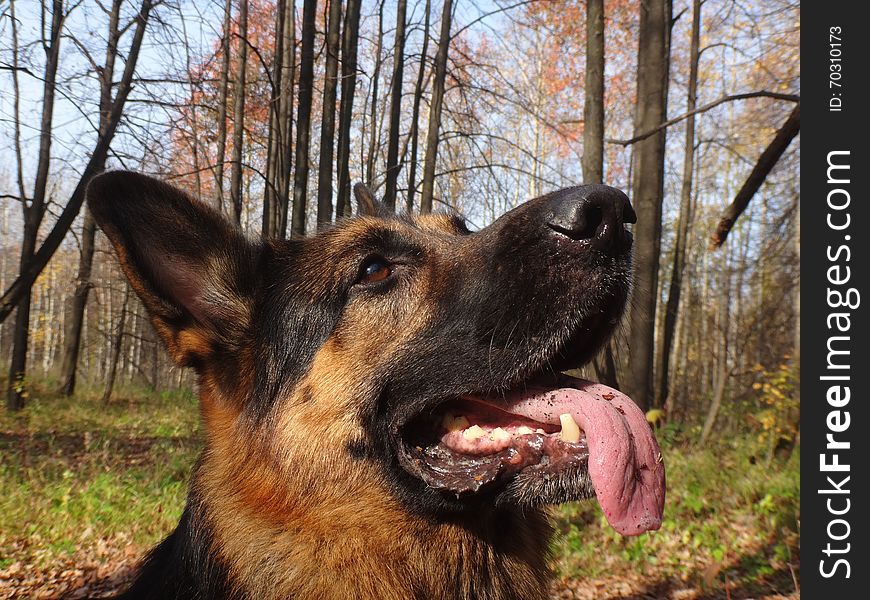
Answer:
[[516, 426, 534, 435], [490, 427, 510, 442], [536, 428, 545, 434], [444, 414, 470, 432], [559, 413, 581, 443], [463, 425, 485, 440]]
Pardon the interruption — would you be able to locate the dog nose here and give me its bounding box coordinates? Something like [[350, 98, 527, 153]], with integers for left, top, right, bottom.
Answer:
[[545, 184, 636, 252]]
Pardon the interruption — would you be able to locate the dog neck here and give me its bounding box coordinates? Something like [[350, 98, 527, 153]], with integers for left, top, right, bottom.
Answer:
[[182, 437, 555, 600], [128, 386, 555, 600]]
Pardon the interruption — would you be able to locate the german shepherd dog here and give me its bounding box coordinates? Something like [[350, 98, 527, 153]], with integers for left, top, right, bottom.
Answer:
[[87, 171, 665, 600]]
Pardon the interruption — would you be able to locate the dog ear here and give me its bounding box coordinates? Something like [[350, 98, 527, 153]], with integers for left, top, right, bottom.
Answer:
[[353, 182, 387, 216], [87, 171, 261, 367]]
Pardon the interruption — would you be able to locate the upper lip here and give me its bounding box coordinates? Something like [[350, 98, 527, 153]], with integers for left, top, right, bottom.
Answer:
[[394, 366, 568, 439], [394, 314, 613, 434]]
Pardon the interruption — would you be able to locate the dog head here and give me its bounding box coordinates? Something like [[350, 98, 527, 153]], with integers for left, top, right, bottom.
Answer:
[[88, 171, 663, 537]]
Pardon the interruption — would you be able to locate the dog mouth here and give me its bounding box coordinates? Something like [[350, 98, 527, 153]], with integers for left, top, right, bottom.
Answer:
[[398, 373, 665, 536]]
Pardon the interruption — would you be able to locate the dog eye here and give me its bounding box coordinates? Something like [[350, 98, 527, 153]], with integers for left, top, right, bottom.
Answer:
[[358, 257, 392, 285]]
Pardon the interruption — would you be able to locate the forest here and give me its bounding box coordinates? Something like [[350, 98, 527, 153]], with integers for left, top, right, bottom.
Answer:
[[0, 0, 799, 598]]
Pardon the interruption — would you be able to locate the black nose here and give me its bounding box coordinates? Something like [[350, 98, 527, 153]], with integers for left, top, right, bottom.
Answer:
[[545, 184, 636, 252]]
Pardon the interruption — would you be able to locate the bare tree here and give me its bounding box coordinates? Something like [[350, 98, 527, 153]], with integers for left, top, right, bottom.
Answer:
[[317, 0, 343, 228], [383, 0, 408, 211], [406, 0, 431, 214], [656, 0, 701, 408], [58, 0, 126, 397], [213, 0, 233, 212], [278, 0, 297, 236], [581, 0, 604, 186], [335, 0, 362, 218], [624, 0, 672, 412], [7, 0, 65, 410], [291, 0, 318, 236], [420, 0, 454, 214], [578, 0, 620, 390], [365, 0, 386, 188], [101, 285, 131, 404], [263, 0, 288, 237], [229, 0, 249, 225], [0, 0, 155, 330]]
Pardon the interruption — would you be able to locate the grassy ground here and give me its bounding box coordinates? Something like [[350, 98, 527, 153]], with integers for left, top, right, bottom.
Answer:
[[549, 425, 800, 599], [0, 383, 799, 599]]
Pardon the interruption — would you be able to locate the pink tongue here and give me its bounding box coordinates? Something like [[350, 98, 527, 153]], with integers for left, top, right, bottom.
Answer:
[[493, 378, 665, 536]]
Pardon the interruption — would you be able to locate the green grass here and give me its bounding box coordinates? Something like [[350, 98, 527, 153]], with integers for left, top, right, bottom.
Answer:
[[0, 382, 199, 571], [0, 383, 799, 597], [551, 429, 800, 595]]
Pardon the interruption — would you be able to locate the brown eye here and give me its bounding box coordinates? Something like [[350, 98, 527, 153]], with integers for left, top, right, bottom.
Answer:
[[359, 258, 392, 285]]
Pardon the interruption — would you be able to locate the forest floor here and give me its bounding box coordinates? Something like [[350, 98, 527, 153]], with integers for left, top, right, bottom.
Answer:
[[0, 382, 800, 599]]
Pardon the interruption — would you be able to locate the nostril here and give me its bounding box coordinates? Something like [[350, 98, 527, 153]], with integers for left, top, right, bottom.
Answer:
[[579, 205, 603, 239], [545, 184, 635, 252], [547, 205, 603, 240], [578, 205, 603, 239]]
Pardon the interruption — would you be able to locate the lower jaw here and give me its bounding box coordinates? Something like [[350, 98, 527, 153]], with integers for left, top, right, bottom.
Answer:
[[399, 431, 590, 498]]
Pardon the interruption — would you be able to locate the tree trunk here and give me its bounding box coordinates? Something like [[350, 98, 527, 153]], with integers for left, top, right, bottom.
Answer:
[[277, 0, 296, 237], [58, 212, 96, 395], [580, 0, 619, 388], [229, 0, 249, 226], [699, 348, 729, 444], [406, 0, 431, 214], [58, 0, 124, 396], [365, 0, 386, 188], [656, 0, 700, 409], [624, 0, 672, 412], [213, 0, 233, 212], [5, 0, 24, 398], [581, 0, 604, 185], [383, 0, 408, 211], [420, 0, 453, 214], [700, 252, 732, 444], [316, 0, 343, 228], [7, 0, 64, 411], [291, 0, 318, 236], [263, 0, 286, 237], [102, 286, 131, 404], [336, 0, 362, 218]]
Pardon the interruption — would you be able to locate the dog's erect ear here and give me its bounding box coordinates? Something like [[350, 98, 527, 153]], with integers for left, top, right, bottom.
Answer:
[[353, 182, 387, 216], [87, 171, 261, 367]]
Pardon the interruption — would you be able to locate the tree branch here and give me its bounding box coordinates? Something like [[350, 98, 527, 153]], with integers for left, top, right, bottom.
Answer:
[[607, 90, 799, 147], [711, 103, 800, 248]]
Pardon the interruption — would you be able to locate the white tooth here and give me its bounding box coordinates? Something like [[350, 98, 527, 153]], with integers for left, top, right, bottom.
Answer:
[[490, 427, 511, 442], [516, 426, 534, 435], [444, 414, 470, 432], [536, 428, 546, 434], [463, 425, 485, 440], [559, 413, 581, 443]]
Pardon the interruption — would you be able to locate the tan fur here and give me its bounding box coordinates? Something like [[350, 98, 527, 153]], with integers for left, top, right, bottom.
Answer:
[[191, 215, 553, 597], [196, 378, 551, 600]]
